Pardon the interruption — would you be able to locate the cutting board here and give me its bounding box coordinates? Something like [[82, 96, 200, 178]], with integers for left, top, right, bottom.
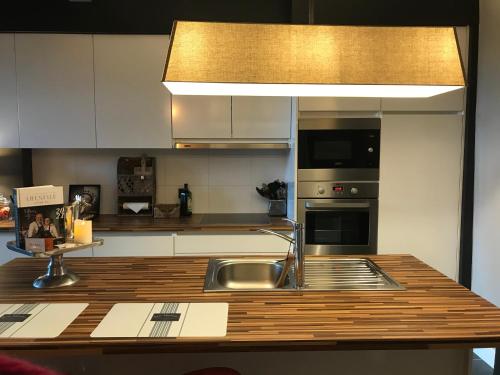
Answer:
[[0, 303, 88, 338], [91, 302, 228, 338]]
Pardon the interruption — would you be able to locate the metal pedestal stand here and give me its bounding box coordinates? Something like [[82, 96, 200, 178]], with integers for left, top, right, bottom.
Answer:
[[6, 239, 103, 289], [32, 254, 80, 288]]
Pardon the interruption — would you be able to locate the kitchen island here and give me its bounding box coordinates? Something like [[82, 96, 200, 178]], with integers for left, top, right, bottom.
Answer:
[[0, 254, 498, 374]]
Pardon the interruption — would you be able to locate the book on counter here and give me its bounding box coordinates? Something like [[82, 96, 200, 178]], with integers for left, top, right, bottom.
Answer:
[[12, 185, 65, 251]]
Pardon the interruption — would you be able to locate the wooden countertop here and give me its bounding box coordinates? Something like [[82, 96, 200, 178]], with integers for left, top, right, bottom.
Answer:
[[0, 214, 292, 233], [0, 220, 14, 232], [0, 254, 500, 353]]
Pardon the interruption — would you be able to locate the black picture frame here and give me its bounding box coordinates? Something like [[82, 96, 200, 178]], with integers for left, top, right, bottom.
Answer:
[[68, 185, 101, 217]]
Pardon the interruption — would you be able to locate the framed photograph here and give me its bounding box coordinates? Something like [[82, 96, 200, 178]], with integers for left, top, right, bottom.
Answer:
[[68, 185, 101, 217]]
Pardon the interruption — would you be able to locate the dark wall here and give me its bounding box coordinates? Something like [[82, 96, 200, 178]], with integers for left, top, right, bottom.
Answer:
[[1, 0, 477, 34]]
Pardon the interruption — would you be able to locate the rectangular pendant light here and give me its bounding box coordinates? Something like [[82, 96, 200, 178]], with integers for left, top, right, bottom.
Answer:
[[162, 21, 465, 98]]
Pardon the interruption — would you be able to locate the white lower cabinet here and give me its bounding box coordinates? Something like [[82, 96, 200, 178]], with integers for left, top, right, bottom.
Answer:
[[0, 231, 289, 260], [93, 232, 174, 257], [0, 232, 18, 265], [174, 232, 291, 256]]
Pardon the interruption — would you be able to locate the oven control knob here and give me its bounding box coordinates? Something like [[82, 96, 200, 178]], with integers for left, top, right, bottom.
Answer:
[[350, 187, 359, 195], [318, 186, 325, 195], [368, 147, 374, 153]]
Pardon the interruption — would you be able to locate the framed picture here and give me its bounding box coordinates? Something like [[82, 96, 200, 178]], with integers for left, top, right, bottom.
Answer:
[[68, 185, 101, 217]]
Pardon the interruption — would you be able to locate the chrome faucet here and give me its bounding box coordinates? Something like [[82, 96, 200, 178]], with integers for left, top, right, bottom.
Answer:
[[258, 218, 305, 289]]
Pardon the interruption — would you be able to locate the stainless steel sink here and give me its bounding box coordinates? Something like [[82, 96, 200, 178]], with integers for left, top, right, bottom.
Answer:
[[204, 258, 403, 292], [204, 259, 296, 291], [304, 258, 404, 290]]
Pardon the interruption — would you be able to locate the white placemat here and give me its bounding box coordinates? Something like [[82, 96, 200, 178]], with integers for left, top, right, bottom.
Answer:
[[91, 302, 228, 338], [0, 303, 88, 338]]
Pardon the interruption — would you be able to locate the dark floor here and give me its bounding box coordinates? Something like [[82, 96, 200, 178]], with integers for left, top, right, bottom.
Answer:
[[473, 354, 494, 375]]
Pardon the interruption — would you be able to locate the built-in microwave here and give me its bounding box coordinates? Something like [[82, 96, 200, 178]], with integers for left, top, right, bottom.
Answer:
[[298, 118, 380, 182]]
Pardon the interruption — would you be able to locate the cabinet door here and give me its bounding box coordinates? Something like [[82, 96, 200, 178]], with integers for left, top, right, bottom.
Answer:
[[94, 35, 172, 148], [381, 89, 465, 112], [16, 34, 96, 148], [378, 114, 464, 280], [93, 232, 174, 257], [174, 233, 290, 256], [171, 96, 231, 139], [232, 97, 291, 138], [0, 34, 19, 148], [298, 97, 381, 112]]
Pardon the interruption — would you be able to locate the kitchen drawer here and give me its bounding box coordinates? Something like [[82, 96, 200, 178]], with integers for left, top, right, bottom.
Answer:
[[93, 232, 174, 257], [174, 233, 291, 256]]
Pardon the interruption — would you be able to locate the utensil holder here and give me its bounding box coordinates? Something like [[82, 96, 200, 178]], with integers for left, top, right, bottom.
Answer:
[[268, 200, 287, 217]]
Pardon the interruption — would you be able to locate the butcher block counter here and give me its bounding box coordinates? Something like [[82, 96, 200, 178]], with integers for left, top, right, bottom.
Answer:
[[0, 214, 292, 233], [0, 254, 499, 354]]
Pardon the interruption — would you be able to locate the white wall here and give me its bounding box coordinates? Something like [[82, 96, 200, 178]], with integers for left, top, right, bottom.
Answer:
[[472, 0, 500, 306], [32, 149, 288, 214]]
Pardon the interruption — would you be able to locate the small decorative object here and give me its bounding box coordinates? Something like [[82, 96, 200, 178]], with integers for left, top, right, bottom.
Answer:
[[25, 237, 54, 253], [68, 185, 100, 218], [178, 184, 192, 217], [268, 200, 287, 217], [154, 204, 180, 219], [12, 185, 66, 249], [256, 180, 287, 217], [64, 205, 74, 240], [0, 194, 11, 220], [6, 187, 103, 289], [117, 156, 155, 216], [73, 219, 92, 244]]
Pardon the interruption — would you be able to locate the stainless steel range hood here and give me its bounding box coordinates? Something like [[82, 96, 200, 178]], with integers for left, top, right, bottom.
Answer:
[[174, 142, 289, 150], [162, 21, 465, 98]]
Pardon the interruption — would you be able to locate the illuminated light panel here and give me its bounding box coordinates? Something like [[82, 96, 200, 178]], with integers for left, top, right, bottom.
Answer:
[[163, 82, 463, 98], [163, 22, 465, 98]]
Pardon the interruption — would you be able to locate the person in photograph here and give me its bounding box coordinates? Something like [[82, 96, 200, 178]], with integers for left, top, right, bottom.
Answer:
[[43, 217, 59, 238], [27, 212, 44, 238]]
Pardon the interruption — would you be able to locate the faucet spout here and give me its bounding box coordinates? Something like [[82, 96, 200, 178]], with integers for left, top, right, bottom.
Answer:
[[258, 219, 305, 290]]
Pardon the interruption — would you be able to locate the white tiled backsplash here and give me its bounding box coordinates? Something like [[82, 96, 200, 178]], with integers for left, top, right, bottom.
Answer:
[[32, 149, 289, 214]]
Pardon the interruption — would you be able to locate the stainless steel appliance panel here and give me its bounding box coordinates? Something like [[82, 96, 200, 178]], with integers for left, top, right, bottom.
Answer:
[[298, 118, 381, 131], [298, 181, 379, 199], [298, 168, 379, 182], [298, 196, 378, 255], [298, 118, 380, 182]]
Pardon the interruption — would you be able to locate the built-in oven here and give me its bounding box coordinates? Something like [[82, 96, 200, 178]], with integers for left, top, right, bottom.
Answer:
[[298, 181, 378, 255], [298, 118, 380, 181]]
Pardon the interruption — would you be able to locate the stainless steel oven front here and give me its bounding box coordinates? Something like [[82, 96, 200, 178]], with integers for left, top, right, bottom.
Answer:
[[298, 181, 378, 255]]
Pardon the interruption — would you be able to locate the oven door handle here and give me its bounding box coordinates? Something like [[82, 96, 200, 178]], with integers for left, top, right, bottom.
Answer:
[[305, 202, 371, 209]]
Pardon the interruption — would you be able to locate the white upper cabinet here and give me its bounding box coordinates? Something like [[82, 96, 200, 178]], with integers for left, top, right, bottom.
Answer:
[[171, 96, 231, 139], [16, 34, 96, 148], [0, 34, 19, 148], [94, 35, 172, 148], [298, 97, 381, 112], [232, 97, 291, 138], [381, 89, 465, 112]]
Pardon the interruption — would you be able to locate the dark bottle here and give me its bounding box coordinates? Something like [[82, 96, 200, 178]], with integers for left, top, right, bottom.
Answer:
[[178, 183, 192, 217]]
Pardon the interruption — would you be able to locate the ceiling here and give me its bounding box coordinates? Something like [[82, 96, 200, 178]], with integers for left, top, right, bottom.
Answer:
[[1, 0, 478, 34]]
